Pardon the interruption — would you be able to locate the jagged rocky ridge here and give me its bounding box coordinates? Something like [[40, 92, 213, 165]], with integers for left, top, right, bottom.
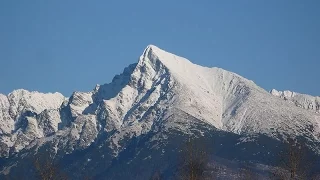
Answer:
[[270, 89, 320, 113], [0, 45, 319, 179]]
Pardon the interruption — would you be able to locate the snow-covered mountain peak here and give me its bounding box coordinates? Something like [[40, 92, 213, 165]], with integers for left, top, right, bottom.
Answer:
[[140, 45, 195, 72], [1, 45, 320, 179], [1, 45, 320, 160], [6, 89, 65, 116], [8, 89, 64, 99], [270, 89, 319, 112], [138, 45, 257, 91]]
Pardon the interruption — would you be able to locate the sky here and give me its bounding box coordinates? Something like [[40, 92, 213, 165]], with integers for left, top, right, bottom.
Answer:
[[0, 0, 319, 96]]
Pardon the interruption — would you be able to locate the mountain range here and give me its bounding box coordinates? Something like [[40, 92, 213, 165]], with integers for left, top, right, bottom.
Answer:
[[0, 45, 319, 179]]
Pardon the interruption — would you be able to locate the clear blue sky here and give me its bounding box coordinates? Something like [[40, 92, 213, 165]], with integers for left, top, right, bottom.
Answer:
[[0, 0, 319, 96]]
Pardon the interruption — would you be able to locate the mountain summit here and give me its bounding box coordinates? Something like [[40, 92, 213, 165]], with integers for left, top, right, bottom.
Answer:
[[0, 45, 319, 179]]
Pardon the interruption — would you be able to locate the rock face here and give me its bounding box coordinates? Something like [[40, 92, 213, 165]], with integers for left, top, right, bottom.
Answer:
[[0, 45, 319, 179]]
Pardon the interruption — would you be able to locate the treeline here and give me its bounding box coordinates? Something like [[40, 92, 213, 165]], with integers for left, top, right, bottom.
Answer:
[[4, 137, 320, 180], [152, 137, 320, 180]]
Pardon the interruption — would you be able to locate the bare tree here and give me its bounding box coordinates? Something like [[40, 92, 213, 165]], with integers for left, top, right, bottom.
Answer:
[[271, 137, 313, 180], [176, 138, 212, 180]]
